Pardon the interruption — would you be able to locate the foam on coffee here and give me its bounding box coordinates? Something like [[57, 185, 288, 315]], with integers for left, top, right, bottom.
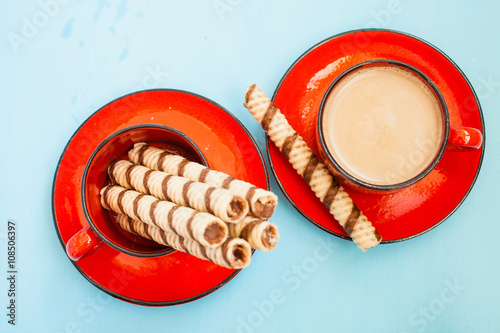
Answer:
[[322, 65, 443, 186]]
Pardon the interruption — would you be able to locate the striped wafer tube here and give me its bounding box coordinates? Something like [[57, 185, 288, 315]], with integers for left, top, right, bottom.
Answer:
[[243, 84, 381, 251], [108, 160, 248, 223], [227, 216, 279, 252], [100, 185, 228, 248], [128, 143, 278, 218], [115, 214, 252, 269]]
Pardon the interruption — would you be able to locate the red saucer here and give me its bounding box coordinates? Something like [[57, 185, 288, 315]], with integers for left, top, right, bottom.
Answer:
[[269, 29, 485, 243], [52, 90, 269, 306]]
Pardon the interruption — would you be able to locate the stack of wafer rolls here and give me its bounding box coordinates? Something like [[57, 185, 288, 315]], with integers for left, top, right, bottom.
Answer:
[[128, 143, 278, 218], [115, 214, 252, 269], [99, 142, 280, 269], [108, 160, 249, 223], [243, 84, 381, 252], [101, 185, 228, 248]]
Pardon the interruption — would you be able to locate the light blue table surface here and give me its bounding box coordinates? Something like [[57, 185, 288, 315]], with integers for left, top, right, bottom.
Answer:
[[1, 1, 499, 332]]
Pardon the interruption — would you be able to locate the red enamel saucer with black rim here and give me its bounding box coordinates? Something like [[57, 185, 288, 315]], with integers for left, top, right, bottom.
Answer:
[[268, 29, 485, 243], [52, 90, 269, 306]]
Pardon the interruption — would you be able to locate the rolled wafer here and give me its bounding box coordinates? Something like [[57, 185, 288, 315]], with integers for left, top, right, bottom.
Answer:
[[100, 185, 228, 248], [108, 160, 248, 223], [128, 143, 278, 218], [243, 84, 381, 251], [115, 214, 252, 269], [228, 216, 279, 252]]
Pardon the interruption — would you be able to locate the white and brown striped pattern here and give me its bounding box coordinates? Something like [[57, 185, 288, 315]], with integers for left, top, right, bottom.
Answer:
[[244, 84, 381, 252], [108, 160, 248, 223], [228, 216, 279, 252], [115, 214, 252, 269], [128, 143, 278, 218], [100, 185, 228, 248]]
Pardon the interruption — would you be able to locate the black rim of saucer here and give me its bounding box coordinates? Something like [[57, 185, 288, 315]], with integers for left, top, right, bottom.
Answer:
[[268, 28, 486, 244], [52, 89, 270, 306]]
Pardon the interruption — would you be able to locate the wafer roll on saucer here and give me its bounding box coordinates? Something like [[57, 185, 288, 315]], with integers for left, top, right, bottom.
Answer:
[[228, 216, 279, 252], [115, 214, 252, 269], [108, 160, 248, 223], [100, 185, 228, 248], [243, 84, 381, 251], [128, 143, 278, 218]]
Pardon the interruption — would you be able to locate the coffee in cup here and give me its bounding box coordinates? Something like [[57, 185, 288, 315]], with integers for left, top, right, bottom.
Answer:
[[320, 61, 445, 186], [317, 60, 452, 191]]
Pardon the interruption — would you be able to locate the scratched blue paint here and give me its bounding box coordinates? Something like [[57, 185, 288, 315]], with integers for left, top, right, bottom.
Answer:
[[108, 0, 128, 35], [93, 0, 110, 22], [115, 0, 128, 22], [119, 47, 129, 61], [60, 17, 75, 39]]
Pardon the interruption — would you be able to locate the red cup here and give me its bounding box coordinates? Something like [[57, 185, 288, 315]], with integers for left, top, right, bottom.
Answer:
[[65, 124, 208, 261], [316, 60, 483, 193]]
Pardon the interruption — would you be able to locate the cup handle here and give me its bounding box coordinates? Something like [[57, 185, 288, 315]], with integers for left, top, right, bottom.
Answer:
[[448, 126, 483, 149], [65, 226, 103, 261]]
